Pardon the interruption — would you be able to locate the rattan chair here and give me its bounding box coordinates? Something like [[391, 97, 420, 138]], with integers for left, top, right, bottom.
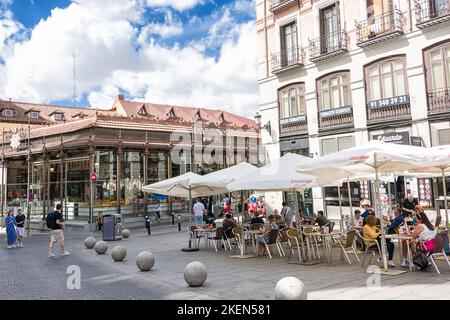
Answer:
[[286, 228, 305, 262], [331, 230, 360, 264]]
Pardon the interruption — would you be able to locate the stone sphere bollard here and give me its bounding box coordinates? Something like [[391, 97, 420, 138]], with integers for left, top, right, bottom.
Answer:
[[111, 246, 127, 262], [274, 277, 308, 300], [136, 251, 155, 271], [84, 236, 97, 249], [94, 240, 108, 255], [184, 261, 207, 287], [121, 229, 130, 238]]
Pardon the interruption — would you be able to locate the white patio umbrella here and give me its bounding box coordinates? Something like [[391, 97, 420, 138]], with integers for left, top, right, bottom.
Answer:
[[142, 172, 221, 223], [191, 162, 259, 222], [227, 153, 337, 192], [408, 144, 450, 227], [296, 140, 432, 272], [228, 153, 340, 230]]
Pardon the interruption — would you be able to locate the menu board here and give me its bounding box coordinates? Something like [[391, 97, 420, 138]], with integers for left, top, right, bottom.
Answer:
[[405, 177, 419, 199], [360, 181, 371, 205], [418, 178, 433, 207]]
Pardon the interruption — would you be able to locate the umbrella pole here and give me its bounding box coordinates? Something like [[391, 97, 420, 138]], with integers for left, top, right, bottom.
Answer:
[[387, 178, 392, 217], [292, 188, 299, 230], [240, 190, 244, 225], [347, 178, 353, 229], [189, 188, 192, 224], [338, 185, 343, 231], [441, 167, 449, 228], [374, 153, 388, 271]]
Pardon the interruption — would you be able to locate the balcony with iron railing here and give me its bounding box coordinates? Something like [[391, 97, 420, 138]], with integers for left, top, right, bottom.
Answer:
[[415, 0, 450, 28], [269, 0, 299, 14], [318, 106, 354, 130], [356, 9, 405, 47], [271, 46, 305, 75], [279, 114, 308, 135], [309, 29, 348, 63], [427, 88, 450, 115], [366, 95, 411, 126]]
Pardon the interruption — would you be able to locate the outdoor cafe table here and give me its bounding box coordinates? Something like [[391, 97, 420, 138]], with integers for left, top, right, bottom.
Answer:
[[317, 231, 345, 263], [385, 234, 415, 272], [192, 227, 217, 249]]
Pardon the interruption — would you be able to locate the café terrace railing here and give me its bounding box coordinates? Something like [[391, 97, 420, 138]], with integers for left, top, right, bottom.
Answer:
[[415, 0, 450, 28], [309, 29, 348, 63], [271, 46, 305, 74], [356, 9, 405, 47]]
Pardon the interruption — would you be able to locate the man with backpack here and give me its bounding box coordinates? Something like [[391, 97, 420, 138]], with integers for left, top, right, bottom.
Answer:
[[47, 203, 70, 258]]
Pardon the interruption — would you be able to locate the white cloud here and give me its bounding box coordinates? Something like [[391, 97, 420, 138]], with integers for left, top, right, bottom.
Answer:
[[141, 9, 183, 38], [145, 0, 204, 11], [87, 85, 120, 110], [0, 0, 259, 118]]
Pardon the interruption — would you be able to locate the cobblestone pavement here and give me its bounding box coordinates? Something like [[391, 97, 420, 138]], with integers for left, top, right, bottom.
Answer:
[[1, 225, 450, 300]]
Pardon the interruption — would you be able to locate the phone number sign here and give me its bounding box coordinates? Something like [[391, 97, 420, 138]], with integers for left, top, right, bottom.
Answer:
[[367, 95, 410, 109]]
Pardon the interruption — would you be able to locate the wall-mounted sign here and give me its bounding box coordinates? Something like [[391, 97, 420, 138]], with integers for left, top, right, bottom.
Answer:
[[411, 136, 422, 146], [279, 115, 307, 126], [418, 178, 433, 207], [319, 106, 352, 119], [372, 131, 410, 145], [367, 95, 410, 109]]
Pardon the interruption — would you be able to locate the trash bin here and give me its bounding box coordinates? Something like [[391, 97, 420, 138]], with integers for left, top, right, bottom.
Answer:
[[103, 214, 122, 241]]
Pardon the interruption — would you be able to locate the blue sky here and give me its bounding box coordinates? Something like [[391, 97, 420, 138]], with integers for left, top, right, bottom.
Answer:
[[0, 0, 258, 117]]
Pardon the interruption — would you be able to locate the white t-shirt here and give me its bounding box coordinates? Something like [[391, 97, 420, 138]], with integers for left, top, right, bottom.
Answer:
[[193, 202, 205, 216], [418, 224, 437, 241]]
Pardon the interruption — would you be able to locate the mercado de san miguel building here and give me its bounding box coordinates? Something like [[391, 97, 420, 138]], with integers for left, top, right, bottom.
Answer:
[[0, 95, 259, 224], [256, 0, 450, 220]]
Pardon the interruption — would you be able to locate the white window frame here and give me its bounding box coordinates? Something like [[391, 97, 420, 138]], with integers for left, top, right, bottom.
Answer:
[[279, 83, 306, 118], [30, 111, 39, 119], [53, 113, 64, 121], [3, 109, 15, 117]]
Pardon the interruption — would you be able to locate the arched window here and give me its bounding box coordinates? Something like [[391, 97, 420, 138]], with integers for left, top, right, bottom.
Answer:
[[424, 41, 450, 91], [365, 56, 407, 101], [278, 83, 306, 118], [317, 71, 351, 110]]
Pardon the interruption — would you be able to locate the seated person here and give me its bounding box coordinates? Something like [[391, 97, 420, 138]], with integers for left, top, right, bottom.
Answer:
[[349, 209, 363, 230], [250, 211, 265, 226], [273, 209, 284, 225], [363, 210, 380, 226], [412, 212, 437, 252], [257, 215, 279, 256], [222, 213, 237, 239], [312, 211, 331, 227], [203, 211, 216, 224], [363, 215, 396, 267], [361, 204, 372, 220], [387, 208, 404, 235]]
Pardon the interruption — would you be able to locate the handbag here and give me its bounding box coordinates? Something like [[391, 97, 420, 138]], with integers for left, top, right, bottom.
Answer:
[[412, 251, 429, 270]]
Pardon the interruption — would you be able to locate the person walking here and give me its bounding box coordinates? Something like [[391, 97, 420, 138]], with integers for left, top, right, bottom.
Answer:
[[96, 211, 104, 232], [47, 203, 70, 258], [5, 209, 17, 249], [15, 209, 26, 247], [281, 202, 293, 225], [193, 198, 206, 225], [155, 201, 161, 223]]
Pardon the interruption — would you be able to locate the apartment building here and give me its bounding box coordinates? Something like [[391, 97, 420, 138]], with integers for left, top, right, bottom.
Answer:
[[256, 0, 450, 219]]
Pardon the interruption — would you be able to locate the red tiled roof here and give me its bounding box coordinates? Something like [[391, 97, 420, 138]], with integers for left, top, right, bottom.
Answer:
[[0, 99, 115, 124], [117, 99, 256, 129]]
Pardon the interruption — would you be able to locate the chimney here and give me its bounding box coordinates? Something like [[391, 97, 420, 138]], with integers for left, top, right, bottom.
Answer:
[[116, 94, 124, 101]]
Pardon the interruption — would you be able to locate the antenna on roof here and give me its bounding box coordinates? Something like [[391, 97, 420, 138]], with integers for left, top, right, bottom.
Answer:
[[72, 53, 76, 107]]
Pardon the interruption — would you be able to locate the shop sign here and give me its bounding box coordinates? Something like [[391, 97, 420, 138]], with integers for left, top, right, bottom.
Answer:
[[367, 95, 410, 109], [279, 115, 307, 126], [372, 132, 410, 145], [319, 106, 352, 119]]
